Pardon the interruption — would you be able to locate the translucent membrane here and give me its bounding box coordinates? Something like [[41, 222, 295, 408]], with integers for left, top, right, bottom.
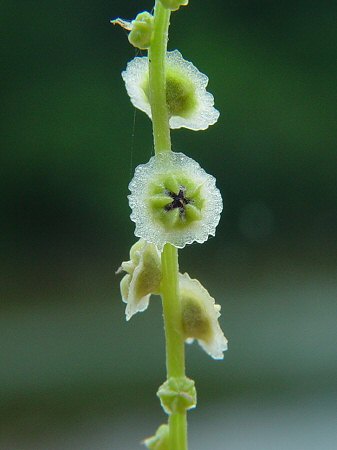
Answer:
[[180, 272, 228, 359], [128, 152, 223, 251], [119, 240, 162, 320], [122, 50, 220, 130]]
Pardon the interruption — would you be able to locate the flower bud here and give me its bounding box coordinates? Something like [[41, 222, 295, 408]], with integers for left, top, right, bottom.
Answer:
[[159, 0, 189, 11], [128, 12, 154, 50], [157, 377, 196, 415], [118, 239, 162, 320]]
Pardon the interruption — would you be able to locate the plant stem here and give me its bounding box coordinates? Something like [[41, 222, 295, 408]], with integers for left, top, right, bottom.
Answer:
[[149, 2, 187, 449], [161, 244, 185, 380], [148, 1, 171, 153], [161, 244, 187, 450]]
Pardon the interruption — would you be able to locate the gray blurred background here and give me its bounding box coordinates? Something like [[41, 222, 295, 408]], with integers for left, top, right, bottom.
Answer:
[[1, 0, 337, 449]]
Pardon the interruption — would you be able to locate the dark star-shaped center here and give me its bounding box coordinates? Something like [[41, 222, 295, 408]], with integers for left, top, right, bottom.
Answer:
[[164, 186, 191, 215]]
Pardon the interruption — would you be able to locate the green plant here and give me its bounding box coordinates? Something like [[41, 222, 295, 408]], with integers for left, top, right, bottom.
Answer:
[[113, 2, 227, 448]]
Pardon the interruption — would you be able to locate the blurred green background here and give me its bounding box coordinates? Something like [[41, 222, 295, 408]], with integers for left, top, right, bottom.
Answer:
[[1, 0, 337, 448]]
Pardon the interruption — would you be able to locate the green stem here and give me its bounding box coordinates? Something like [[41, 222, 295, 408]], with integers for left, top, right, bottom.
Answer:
[[161, 244, 187, 450], [161, 246, 187, 450], [169, 410, 187, 450], [148, 1, 171, 153], [149, 2, 187, 449], [161, 244, 185, 379]]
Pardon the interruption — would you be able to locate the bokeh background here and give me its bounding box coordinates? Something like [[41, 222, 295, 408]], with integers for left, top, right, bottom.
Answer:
[[1, 0, 337, 449]]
